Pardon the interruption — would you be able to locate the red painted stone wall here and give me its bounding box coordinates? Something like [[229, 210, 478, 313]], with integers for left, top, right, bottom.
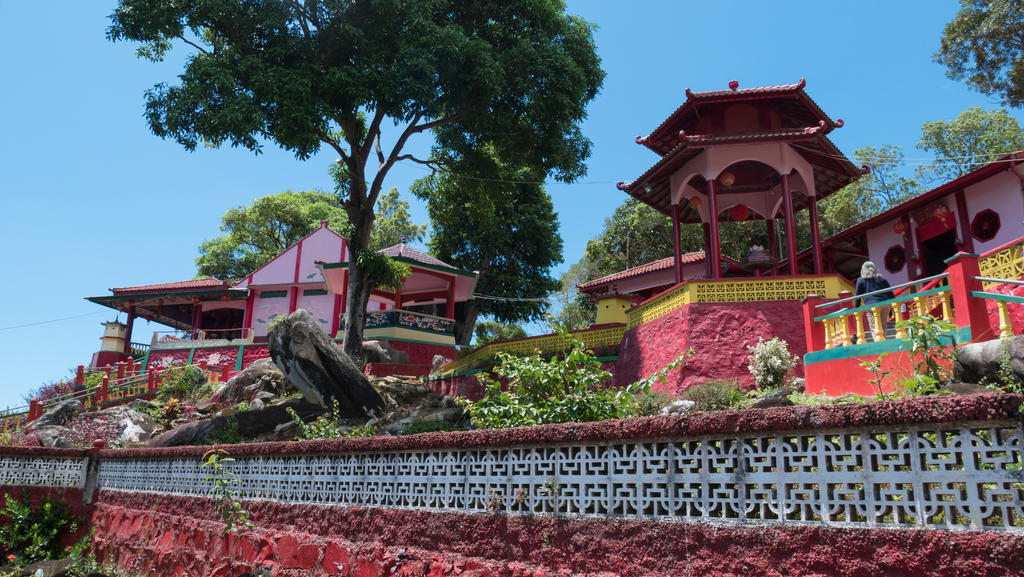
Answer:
[[89, 491, 1024, 577], [983, 281, 1024, 335], [378, 340, 458, 366], [146, 348, 193, 368], [240, 345, 272, 368], [190, 346, 239, 369], [615, 301, 806, 394]]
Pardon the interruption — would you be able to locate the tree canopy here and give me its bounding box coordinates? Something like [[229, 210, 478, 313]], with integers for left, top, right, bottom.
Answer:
[[195, 191, 347, 281], [195, 189, 424, 281], [916, 107, 1024, 183], [412, 146, 563, 345], [935, 0, 1024, 107], [109, 0, 603, 359]]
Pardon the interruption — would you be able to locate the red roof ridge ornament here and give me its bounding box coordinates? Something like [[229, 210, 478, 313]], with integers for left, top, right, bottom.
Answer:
[[685, 87, 693, 98], [835, 118, 844, 128], [798, 77, 806, 89], [616, 181, 626, 190], [861, 164, 872, 175], [678, 130, 687, 142], [728, 80, 739, 91], [635, 135, 647, 145]]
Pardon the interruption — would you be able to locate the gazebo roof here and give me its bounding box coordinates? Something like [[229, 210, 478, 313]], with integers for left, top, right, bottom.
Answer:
[[108, 277, 233, 296], [578, 253, 706, 293]]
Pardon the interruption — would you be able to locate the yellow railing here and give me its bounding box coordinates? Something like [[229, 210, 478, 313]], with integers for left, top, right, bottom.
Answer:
[[626, 275, 854, 328], [435, 325, 627, 377], [815, 287, 953, 348], [978, 239, 1024, 288]]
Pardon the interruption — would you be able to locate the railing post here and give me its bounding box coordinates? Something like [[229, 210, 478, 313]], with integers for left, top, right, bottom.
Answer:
[[199, 359, 208, 371], [116, 362, 125, 382], [838, 290, 854, 346], [945, 252, 996, 342], [802, 295, 826, 353], [100, 374, 109, 405], [28, 398, 39, 422], [221, 364, 231, 382], [75, 365, 84, 387], [147, 369, 156, 393]]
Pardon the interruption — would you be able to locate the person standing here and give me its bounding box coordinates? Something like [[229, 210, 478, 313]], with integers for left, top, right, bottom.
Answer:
[[855, 261, 895, 341]]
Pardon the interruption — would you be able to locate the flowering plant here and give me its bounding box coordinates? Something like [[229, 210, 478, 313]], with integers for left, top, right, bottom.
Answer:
[[747, 337, 798, 390]]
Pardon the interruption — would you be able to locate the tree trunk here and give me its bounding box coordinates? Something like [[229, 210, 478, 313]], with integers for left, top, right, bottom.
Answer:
[[341, 194, 376, 363], [454, 300, 481, 346]]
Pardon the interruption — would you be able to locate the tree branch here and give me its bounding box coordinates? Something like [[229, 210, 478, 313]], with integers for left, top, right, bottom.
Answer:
[[178, 35, 210, 55], [395, 154, 440, 169], [319, 137, 349, 163]]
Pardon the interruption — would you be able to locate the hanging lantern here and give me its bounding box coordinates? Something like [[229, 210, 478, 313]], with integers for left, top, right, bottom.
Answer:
[[688, 196, 703, 210], [719, 172, 736, 187], [893, 221, 907, 235], [934, 204, 951, 224], [731, 204, 750, 221]]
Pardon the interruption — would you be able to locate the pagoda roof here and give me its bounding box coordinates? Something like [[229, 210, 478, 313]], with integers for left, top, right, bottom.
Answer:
[[620, 130, 861, 217], [640, 79, 841, 156], [578, 253, 705, 293], [379, 243, 461, 272], [107, 277, 236, 297]]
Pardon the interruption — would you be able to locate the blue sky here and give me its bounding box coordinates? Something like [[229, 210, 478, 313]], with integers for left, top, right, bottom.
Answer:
[[0, 1, 1019, 409]]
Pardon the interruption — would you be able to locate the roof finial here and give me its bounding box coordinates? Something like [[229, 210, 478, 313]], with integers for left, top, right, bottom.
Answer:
[[797, 77, 806, 89], [835, 118, 845, 128], [616, 182, 626, 190], [401, 235, 407, 243], [728, 80, 739, 91], [678, 130, 687, 142], [685, 87, 693, 98], [635, 135, 647, 145]]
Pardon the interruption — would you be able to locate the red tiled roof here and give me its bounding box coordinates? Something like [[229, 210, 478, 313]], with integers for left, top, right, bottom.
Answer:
[[578, 253, 706, 291], [380, 243, 457, 270], [111, 277, 232, 296], [687, 81, 807, 99]]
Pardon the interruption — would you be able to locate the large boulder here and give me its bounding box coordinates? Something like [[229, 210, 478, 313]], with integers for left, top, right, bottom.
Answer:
[[25, 399, 83, 431], [363, 340, 410, 365], [212, 357, 291, 405], [268, 310, 387, 417], [954, 335, 1024, 387], [148, 399, 324, 447]]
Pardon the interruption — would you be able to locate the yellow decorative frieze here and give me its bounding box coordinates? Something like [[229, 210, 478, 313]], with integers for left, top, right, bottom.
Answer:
[[978, 240, 1024, 288]]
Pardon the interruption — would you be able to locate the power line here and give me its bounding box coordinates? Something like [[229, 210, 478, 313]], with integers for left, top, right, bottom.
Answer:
[[472, 293, 551, 303], [0, 311, 106, 332]]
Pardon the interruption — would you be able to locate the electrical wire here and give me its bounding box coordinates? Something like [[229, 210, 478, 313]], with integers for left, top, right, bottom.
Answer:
[[0, 311, 107, 332], [471, 293, 551, 303]]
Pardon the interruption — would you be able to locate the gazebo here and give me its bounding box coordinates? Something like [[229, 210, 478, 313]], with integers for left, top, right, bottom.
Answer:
[[618, 79, 863, 283]]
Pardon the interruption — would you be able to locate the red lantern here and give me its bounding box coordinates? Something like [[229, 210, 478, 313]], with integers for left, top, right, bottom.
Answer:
[[893, 221, 907, 235], [719, 172, 736, 187], [731, 204, 750, 221], [688, 196, 703, 210]]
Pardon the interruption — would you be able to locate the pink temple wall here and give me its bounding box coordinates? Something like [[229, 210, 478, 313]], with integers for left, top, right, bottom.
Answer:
[[965, 170, 1024, 254], [295, 292, 336, 334], [866, 219, 914, 285], [251, 291, 289, 337]]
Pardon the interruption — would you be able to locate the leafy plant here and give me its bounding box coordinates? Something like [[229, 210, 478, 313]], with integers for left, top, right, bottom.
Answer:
[[461, 323, 647, 429], [747, 337, 798, 390], [896, 315, 958, 394], [682, 380, 747, 412], [631, 390, 674, 417], [202, 449, 252, 534], [66, 529, 101, 577], [402, 419, 457, 435], [156, 364, 208, 403], [0, 492, 81, 564], [287, 401, 346, 440], [860, 353, 895, 399], [344, 425, 377, 438]]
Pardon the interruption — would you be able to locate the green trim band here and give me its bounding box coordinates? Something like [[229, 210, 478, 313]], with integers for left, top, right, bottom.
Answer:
[[971, 290, 1024, 304], [805, 326, 969, 364], [302, 288, 329, 296], [258, 290, 289, 299], [330, 336, 460, 348]]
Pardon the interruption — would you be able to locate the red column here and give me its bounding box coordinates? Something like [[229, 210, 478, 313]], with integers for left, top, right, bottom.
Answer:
[[28, 398, 39, 422], [946, 252, 995, 341], [445, 279, 455, 319], [702, 223, 712, 278], [955, 190, 975, 253], [901, 214, 916, 278], [807, 193, 823, 274], [100, 374, 109, 404], [802, 295, 826, 353], [766, 218, 777, 276], [147, 369, 156, 392], [116, 362, 125, 382], [707, 180, 721, 278], [123, 303, 136, 354], [671, 202, 683, 284], [288, 287, 298, 314], [242, 293, 255, 339], [781, 173, 798, 275], [221, 364, 231, 382], [75, 365, 84, 387]]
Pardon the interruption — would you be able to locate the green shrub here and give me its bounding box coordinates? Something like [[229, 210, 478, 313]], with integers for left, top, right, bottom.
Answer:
[[287, 401, 345, 440], [461, 323, 638, 429], [156, 364, 208, 402], [897, 315, 958, 395], [0, 492, 81, 564], [402, 419, 458, 435], [747, 337, 798, 390], [682, 380, 746, 412], [631, 390, 674, 417]]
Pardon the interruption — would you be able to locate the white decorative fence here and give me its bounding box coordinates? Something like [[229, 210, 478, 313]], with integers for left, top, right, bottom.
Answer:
[[5, 420, 1024, 533], [82, 420, 1024, 532]]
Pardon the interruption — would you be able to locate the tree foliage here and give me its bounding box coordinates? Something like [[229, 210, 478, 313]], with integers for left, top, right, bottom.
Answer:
[[412, 146, 563, 344], [196, 191, 347, 281], [916, 107, 1024, 182], [474, 321, 527, 345], [109, 0, 604, 359], [935, 0, 1024, 107], [369, 187, 427, 251]]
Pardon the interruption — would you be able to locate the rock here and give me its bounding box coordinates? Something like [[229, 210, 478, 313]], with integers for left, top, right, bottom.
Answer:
[[431, 355, 450, 374], [363, 340, 410, 365], [31, 426, 73, 448], [25, 400, 83, 431], [440, 395, 457, 409], [254, 421, 302, 442], [658, 400, 696, 416], [943, 382, 996, 395], [114, 408, 159, 444], [955, 336, 1024, 388], [194, 400, 219, 414], [751, 384, 800, 409], [253, 391, 276, 403], [18, 558, 70, 577], [249, 398, 266, 411], [213, 358, 287, 405], [148, 399, 325, 447], [268, 310, 387, 417]]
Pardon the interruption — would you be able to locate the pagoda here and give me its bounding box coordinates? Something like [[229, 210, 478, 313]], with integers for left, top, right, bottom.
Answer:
[[619, 78, 862, 283]]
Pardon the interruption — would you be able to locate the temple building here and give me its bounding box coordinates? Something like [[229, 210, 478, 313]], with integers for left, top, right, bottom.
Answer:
[[87, 221, 476, 374]]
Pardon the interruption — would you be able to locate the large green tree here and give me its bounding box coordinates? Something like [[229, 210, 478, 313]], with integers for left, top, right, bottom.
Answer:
[[108, 0, 603, 360], [196, 190, 347, 281], [411, 147, 563, 345], [916, 107, 1024, 182], [935, 1, 1024, 107], [196, 188, 425, 281]]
